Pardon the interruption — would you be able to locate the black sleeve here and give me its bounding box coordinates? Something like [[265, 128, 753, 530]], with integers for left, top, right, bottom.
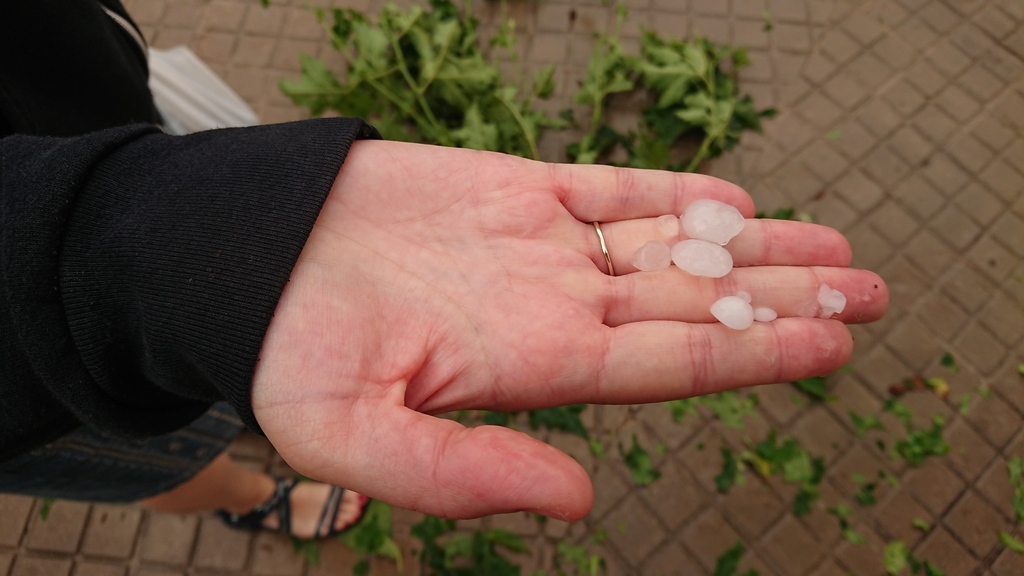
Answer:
[[1, 118, 380, 458]]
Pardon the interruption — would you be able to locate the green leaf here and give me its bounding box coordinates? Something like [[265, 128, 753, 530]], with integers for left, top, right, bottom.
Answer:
[[843, 528, 867, 545], [825, 129, 843, 140], [665, 398, 700, 423], [337, 500, 401, 570], [956, 394, 972, 416], [1018, 363, 1024, 377], [352, 559, 370, 575], [619, 434, 661, 487], [527, 404, 589, 439], [589, 438, 606, 459], [715, 448, 741, 493], [280, 56, 349, 117], [450, 102, 499, 151], [884, 541, 909, 575], [793, 376, 835, 402], [38, 498, 54, 521], [712, 541, 745, 576], [850, 411, 885, 437], [940, 352, 959, 374], [893, 416, 950, 467], [532, 64, 557, 99], [1002, 532, 1024, 553], [912, 519, 931, 532], [854, 480, 878, 506], [1009, 456, 1024, 523], [703, 391, 759, 429], [883, 398, 914, 429]]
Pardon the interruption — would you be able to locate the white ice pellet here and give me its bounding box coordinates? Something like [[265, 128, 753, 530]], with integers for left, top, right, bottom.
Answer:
[[680, 199, 746, 246], [631, 240, 672, 272], [670, 239, 734, 278], [753, 306, 778, 322], [736, 290, 752, 303], [656, 214, 681, 237], [710, 296, 755, 330], [817, 284, 847, 318]]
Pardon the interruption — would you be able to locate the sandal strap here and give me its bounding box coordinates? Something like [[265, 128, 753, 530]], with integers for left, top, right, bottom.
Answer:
[[216, 477, 296, 532], [315, 486, 345, 538]]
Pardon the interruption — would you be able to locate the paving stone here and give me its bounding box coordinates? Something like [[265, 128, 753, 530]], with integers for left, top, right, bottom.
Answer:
[[638, 459, 706, 531], [24, 501, 89, 554], [828, 119, 876, 160], [896, 15, 941, 51], [641, 542, 703, 576], [914, 290, 969, 342], [601, 493, 666, 567], [0, 551, 12, 576], [0, 496, 33, 548], [680, 508, 743, 572], [133, 567, 186, 576], [872, 33, 917, 70], [979, 291, 1024, 348], [304, 539, 362, 576], [139, 512, 197, 566], [840, 9, 886, 45], [721, 474, 787, 540], [887, 125, 933, 166], [790, 405, 853, 465], [862, 145, 911, 189], [874, 488, 933, 547], [798, 142, 848, 182], [10, 556, 73, 576], [947, 418, 1000, 482], [73, 561, 125, 576], [78, 507, 137, 563], [856, 97, 903, 138], [817, 29, 859, 64], [762, 515, 824, 576], [977, 457, 1016, 523], [250, 533, 304, 576], [945, 490, 1007, 558], [191, 517, 251, 572], [945, 133, 994, 173], [974, 6, 1017, 39], [935, 83, 982, 127], [915, 525, 977, 576], [993, 546, 1024, 576], [904, 460, 967, 516], [968, 234, 1017, 284], [834, 528, 888, 576]]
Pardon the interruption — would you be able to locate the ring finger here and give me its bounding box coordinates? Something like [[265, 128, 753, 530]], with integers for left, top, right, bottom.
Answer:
[[581, 216, 853, 273]]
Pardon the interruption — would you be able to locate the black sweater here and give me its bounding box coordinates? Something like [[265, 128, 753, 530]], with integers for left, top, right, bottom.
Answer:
[[1, 118, 380, 462]]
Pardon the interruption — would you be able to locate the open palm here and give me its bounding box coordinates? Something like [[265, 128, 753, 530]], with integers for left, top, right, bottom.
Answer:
[[251, 140, 887, 520]]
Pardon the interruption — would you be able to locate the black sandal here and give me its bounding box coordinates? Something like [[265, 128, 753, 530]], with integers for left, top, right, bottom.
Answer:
[[215, 476, 371, 539]]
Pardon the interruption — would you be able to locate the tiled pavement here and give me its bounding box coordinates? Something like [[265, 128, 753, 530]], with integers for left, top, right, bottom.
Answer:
[[2, 0, 1023, 574]]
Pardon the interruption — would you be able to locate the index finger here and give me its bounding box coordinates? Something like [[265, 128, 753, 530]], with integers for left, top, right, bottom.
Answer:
[[547, 163, 755, 222]]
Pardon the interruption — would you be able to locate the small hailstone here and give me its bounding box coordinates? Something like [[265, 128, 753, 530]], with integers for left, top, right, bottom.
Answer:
[[710, 296, 754, 330], [680, 199, 746, 245], [631, 240, 672, 272], [753, 306, 778, 322], [656, 214, 680, 237], [736, 290, 752, 303], [670, 239, 734, 278], [817, 284, 847, 318]]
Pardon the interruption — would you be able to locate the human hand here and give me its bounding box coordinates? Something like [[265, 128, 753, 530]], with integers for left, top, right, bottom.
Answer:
[[250, 140, 887, 521]]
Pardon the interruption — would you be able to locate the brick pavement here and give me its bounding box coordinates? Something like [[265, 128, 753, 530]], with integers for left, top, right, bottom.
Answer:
[[2, 0, 1023, 574]]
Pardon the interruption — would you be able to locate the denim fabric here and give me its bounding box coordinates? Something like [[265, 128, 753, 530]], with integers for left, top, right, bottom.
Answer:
[[0, 403, 242, 502]]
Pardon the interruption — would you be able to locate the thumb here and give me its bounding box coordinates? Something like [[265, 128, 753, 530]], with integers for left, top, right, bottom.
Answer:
[[330, 407, 594, 520]]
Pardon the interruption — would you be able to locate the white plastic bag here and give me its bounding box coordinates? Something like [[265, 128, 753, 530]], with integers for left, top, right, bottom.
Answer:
[[148, 46, 259, 135]]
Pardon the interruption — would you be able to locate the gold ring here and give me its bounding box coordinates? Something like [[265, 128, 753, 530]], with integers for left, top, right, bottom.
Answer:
[[592, 221, 615, 276]]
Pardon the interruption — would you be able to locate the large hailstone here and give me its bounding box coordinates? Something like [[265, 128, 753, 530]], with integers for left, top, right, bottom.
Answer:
[[710, 296, 755, 330], [670, 239, 734, 278], [631, 241, 672, 271], [817, 284, 847, 318], [680, 199, 746, 245]]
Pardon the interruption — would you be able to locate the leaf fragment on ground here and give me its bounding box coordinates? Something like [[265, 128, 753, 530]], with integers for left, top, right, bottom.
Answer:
[[940, 352, 958, 374], [619, 434, 661, 486], [1002, 531, 1024, 553], [1009, 456, 1024, 523]]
